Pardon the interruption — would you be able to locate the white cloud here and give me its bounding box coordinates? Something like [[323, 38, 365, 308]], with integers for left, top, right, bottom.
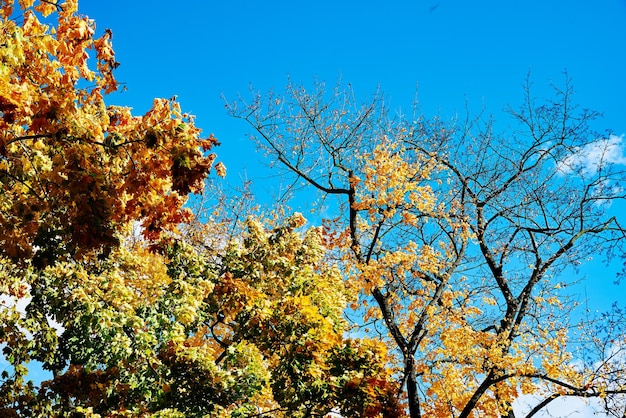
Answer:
[[514, 339, 626, 417], [558, 134, 626, 176], [515, 393, 606, 418]]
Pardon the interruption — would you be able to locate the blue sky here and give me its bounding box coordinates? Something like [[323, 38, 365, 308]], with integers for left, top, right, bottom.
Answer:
[[77, 1, 626, 301], [41, 1, 626, 415], [81, 1, 626, 110], [81, 0, 626, 217], [79, 0, 626, 139]]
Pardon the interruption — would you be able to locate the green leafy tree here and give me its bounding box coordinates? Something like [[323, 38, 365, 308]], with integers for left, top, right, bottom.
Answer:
[[2, 215, 400, 417]]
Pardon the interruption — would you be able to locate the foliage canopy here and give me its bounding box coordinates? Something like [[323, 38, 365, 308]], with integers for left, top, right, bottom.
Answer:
[[2, 1, 626, 418], [0, 1, 398, 416]]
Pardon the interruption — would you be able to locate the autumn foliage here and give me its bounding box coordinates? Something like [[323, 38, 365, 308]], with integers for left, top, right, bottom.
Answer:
[[2, 1, 626, 417], [0, 0, 222, 266], [5, 218, 396, 417], [232, 79, 626, 417], [0, 1, 399, 417]]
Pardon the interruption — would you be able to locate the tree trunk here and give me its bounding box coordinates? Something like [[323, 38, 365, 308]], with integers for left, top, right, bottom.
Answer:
[[405, 354, 421, 418]]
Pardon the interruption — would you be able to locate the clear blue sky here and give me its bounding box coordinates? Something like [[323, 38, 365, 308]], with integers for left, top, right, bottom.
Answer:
[[79, 0, 626, 152], [75, 2, 626, 414]]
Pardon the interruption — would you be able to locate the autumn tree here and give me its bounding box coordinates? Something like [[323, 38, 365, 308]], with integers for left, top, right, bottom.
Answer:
[[0, 0, 217, 411], [3, 214, 397, 417], [0, 2, 400, 416], [229, 77, 626, 417], [0, 0, 224, 266]]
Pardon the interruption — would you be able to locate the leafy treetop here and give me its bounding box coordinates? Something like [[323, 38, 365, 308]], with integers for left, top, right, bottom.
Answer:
[[0, 0, 224, 268]]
